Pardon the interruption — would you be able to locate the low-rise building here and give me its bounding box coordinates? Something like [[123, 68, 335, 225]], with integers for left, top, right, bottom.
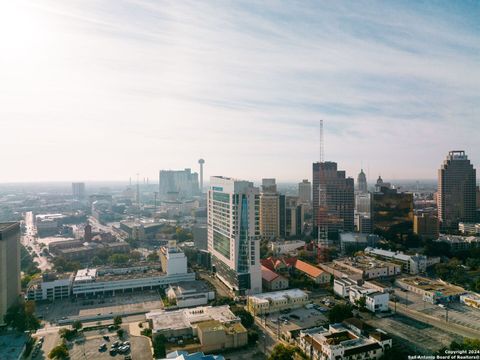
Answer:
[[333, 278, 360, 298], [161, 351, 224, 360], [365, 247, 428, 274], [294, 260, 331, 284], [261, 265, 289, 291], [166, 281, 215, 308], [26, 273, 73, 301], [147, 305, 247, 352], [331, 257, 401, 280], [395, 276, 466, 304], [460, 293, 480, 309], [299, 321, 392, 360], [348, 286, 389, 313], [246, 289, 308, 315], [458, 223, 480, 235], [436, 234, 480, 251], [72, 263, 195, 297], [270, 240, 305, 255]]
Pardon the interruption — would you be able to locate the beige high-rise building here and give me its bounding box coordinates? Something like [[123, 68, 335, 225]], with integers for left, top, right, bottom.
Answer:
[[298, 179, 311, 204], [260, 179, 280, 240], [0, 222, 21, 325], [413, 213, 439, 241]]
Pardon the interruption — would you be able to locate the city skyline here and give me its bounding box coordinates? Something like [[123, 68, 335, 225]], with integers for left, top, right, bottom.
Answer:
[[1, 1, 479, 182]]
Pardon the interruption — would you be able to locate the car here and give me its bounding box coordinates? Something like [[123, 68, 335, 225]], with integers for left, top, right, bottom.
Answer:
[[99, 344, 107, 352], [103, 335, 110, 341], [124, 356, 132, 360], [438, 304, 446, 309], [109, 349, 117, 356], [113, 341, 120, 347]]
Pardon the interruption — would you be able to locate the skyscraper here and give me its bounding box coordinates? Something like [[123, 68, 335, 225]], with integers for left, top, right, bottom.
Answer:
[[0, 222, 21, 325], [259, 179, 280, 240], [159, 168, 200, 199], [72, 182, 86, 201], [357, 169, 368, 193], [312, 162, 355, 236], [298, 179, 312, 204], [438, 151, 477, 230], [207, 176, 261, 295]]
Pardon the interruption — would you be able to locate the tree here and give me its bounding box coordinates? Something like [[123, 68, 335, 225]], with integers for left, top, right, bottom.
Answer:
[[233, 308, 254, 328], [4, 302, 40, 331], [108, 253, 129, 265], [49, 343, 69, 359], [113, 315, 123, 327], [153, 334, 166, 358], [129, 250, 142, 262], [147, 252, 159, 262], [117, 328, 125, 339], [59, 328, 77, 341], [268, 344, 296, 360], [72, 320, 83, 331], [450, 338, 480, 350], [355, 296, 367, 311], [328, 304, 353, 323]]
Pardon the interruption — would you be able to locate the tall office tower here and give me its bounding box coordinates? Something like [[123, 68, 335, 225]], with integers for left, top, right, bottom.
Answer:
[[198, 159, 205, 192], [312, 162, 355, 236], [373, 183, 413, 236], [159, 168, 200, 199], [72, 182, 86, 201], [0, 222, 21, 325], [357, 169, 368, 193], [259, 179, 280, 240], [355, 192, 372, 234], [284, 196, 305, 237], [298, 179, 312, 204], [207, 176, 262, 295], [438, 151, 477, 230]]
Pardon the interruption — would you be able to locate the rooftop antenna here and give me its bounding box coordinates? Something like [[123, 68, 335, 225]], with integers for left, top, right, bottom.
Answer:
[[319, 119, 324, 163]]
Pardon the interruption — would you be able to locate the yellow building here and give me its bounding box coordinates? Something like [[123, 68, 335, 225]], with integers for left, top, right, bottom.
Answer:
[[247, 288, 309, 315], [197, 320, 247, 353]]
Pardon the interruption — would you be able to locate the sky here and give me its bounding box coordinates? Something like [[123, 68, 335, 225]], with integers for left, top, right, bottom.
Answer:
[[0, 1, 479, 183]]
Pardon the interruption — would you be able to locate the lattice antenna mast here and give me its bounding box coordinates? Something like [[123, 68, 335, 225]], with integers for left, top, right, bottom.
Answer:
[[319, 120, 324, 163]]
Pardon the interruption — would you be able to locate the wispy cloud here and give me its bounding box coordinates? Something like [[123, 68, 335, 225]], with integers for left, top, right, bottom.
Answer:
[[0, 0, 478, 182]]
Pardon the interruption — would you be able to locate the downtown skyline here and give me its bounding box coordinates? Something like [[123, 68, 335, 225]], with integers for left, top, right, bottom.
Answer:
[[1, 1, 479, 182]]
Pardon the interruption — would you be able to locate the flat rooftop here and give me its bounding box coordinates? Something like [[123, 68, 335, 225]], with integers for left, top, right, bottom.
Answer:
[[147, 305, 239, 332], [399, 276, 466, 296], [249, 288, 307, 302], [335, 256, 399, 271], [169, 281, 211, 295]]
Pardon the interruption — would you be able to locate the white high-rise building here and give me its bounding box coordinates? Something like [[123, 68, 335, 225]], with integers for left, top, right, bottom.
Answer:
[[207, 176, 262, 295]]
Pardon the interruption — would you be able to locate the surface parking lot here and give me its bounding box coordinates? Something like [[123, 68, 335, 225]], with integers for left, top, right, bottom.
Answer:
[[393, 288, 480, 333], [36, 291, 164, 323], [366, 314, 462, 354], [69, 326, 152, 360]]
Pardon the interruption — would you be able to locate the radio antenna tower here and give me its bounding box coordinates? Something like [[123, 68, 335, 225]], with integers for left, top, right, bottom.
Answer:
[[319, 119, 324, 162]]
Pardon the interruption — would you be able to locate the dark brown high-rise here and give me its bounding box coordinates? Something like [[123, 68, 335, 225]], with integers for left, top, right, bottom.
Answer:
[[438, 150, 477, 231], [313, 162, 354, 236]]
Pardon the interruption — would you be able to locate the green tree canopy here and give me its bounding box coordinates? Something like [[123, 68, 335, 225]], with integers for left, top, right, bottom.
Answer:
[[49, 343, 69, 359], [328, 304, 353, 323]]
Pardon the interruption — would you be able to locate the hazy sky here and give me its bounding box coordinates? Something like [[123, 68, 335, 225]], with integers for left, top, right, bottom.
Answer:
[[1, 1, 479, 183]]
